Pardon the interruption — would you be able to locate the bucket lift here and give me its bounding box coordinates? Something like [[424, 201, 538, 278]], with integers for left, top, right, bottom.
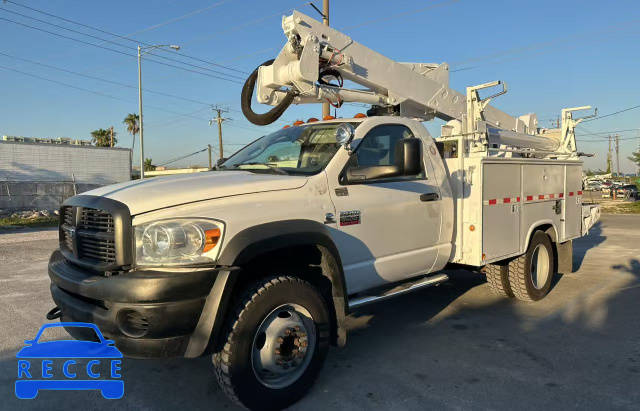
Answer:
[[241, 10, 596, 159]]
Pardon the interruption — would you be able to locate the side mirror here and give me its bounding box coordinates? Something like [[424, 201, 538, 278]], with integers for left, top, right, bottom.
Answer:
[[215, 157, 227, 169], [344, 138, 421, 182]]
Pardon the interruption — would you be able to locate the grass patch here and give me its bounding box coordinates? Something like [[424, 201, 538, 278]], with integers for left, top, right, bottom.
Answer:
[[600, 201, 640, 215], [0, 216, 58, 229]]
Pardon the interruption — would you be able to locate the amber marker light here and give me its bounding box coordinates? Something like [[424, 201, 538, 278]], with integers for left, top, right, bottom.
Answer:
[[203, 228, 221, 252]]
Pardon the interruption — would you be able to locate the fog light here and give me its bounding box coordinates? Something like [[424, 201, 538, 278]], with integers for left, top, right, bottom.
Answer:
[[117, 309, 149, 338]]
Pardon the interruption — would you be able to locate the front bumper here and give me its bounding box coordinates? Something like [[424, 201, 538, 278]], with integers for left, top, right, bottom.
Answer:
[[48, 251, 220, 359]]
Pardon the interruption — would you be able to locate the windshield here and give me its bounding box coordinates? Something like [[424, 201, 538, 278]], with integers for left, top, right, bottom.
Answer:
[[220, 122, 358, 175]]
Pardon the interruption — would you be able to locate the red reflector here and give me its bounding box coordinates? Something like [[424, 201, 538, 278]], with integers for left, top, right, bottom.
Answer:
[[549, 194, 555, 199], [527, 195, 533, 201], [517, 197, 521, 202], [577, 190, 583, 195], [503, 198, 511, 203], [539, 195, 545, 200], [569, 192, 574, 196], [488, 199, 497, 205], [559, 193, 564, 198]]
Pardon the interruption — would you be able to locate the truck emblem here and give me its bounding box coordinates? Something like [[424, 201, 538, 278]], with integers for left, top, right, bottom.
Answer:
[[339, 210, 361, 226], [68, 227, 76, 239]]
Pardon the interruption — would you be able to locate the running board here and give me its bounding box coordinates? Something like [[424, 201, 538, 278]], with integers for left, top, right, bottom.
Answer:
[[348, 273, 449, 309]]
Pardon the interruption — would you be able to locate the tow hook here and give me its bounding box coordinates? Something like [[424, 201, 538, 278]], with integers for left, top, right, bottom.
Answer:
[[46, 306, 62, 320]]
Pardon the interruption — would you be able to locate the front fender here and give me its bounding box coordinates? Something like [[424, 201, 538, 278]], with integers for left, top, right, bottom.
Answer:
[[185, 220, 349, 357]]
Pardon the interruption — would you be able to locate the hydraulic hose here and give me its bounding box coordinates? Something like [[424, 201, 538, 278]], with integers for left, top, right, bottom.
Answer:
[[241, 59, 295, 126]]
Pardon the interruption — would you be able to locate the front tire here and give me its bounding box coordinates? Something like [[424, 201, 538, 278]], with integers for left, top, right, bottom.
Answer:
[[508, 231, 555, 302], [213, 276, 331, 410]]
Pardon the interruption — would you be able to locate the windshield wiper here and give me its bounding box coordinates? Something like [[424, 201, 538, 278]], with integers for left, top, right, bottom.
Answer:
[[233, 162, 289, 175]]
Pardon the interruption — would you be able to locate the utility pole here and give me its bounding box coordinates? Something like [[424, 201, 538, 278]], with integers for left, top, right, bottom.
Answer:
[[138, 45, 145, 179], [110, 126, 114, 147], [208, 144, 212, 169], [137, 44, 180, 179], [607, 135, 612, 174], [550, 116, 561, 129], [615, 134, 620, 177], [210, 107, 228, 159], [637, 129, 640, 176], [322, 0, 330, 120]]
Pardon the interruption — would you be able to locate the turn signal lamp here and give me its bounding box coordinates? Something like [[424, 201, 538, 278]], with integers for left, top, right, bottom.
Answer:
[[293, 120, 304, 126], [354, 113, 367, 118], [306, 117, 319, 123], [203, 228, 221, 252]]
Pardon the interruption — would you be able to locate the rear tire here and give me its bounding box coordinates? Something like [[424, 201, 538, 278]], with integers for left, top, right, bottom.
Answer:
[[213, 276, 331, 411], [485, 263, 514, 298], [508, 231, 555, 302]]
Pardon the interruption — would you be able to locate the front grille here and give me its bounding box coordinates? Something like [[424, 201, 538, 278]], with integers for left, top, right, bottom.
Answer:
[[80, 208, 115, 233], [63, 207, 74, 252], [62, 206, 117, 264]]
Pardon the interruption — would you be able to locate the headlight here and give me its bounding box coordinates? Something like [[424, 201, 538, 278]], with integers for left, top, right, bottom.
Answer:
[[134, 219, 224, 267]]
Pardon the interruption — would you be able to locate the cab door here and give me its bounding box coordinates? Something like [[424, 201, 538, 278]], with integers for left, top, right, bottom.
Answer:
[[324, 119, 443, 294]]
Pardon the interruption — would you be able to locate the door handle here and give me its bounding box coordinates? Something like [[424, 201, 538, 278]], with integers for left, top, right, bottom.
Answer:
[[420, 193, 439, 202]]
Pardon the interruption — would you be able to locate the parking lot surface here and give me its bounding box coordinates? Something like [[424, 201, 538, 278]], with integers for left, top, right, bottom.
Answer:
[[1, 215, 639, 410]]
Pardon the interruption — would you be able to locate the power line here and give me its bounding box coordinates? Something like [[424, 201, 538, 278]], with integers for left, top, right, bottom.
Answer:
[[179, 3, 309, 47], [3, 0, 248, 75], [339, 0, 460, 31], [0, 51, 224, 107], [0, 7, 246, 81], [577, 126, 640, 137], [0, 64, 228, 122], [156, 147, 209, 166], [449, 22, 640, 73], [0, 16, 244, 84], [450, 18, 640, 67], [582, 104, 640, 123]]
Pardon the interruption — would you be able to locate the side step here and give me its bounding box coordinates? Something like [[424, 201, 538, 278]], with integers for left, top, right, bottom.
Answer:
[[348, 273, 449, 309]]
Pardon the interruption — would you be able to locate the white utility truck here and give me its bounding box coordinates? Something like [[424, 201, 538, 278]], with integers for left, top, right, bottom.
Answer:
[[47, 11, 600, 410]]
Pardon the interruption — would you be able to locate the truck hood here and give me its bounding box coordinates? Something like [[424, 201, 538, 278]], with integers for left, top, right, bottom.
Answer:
[[84, 171, 308, 215]]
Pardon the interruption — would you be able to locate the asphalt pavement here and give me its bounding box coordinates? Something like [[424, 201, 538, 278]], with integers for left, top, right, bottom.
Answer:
[[1, 215, 639, 410]]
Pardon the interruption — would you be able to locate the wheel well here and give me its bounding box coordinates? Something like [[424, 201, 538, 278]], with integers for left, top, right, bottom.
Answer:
[[230, 245, 347, 347]]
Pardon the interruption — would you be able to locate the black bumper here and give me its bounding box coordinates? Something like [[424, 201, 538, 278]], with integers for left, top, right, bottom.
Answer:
[[48, 251, 221, 359]]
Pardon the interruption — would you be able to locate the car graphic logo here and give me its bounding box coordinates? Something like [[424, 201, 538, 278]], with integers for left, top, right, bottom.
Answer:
[[15, 322, 124, 399], [68, 226, 76, 239]]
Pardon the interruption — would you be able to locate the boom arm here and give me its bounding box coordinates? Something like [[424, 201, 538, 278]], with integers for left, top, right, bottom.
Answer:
[[255, 11, 534, 132], [247, 10, 593, 157]]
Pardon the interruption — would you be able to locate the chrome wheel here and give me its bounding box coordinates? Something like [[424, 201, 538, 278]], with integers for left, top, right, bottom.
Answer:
[[251, 304, 316, 389], [530, 244, 550, 289]]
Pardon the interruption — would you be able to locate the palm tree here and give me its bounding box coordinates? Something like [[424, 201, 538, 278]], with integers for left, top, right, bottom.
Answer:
[[144, 158, 156, 172], [90, 128, 117, 147], [123, 113, 139, 150]]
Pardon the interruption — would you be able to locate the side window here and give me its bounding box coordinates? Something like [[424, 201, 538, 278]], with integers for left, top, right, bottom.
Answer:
[[350, 124, 425, 180]]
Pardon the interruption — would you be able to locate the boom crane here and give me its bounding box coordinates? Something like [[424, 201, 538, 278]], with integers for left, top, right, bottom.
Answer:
[[241, 10, 595, 158]]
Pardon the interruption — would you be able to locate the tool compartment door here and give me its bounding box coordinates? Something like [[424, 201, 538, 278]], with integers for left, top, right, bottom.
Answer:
[[564, 165, 583, 239], [482, 163, 521, 261]]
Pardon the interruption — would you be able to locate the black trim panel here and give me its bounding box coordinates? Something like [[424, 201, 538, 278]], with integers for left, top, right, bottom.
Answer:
[[49, 251, 218, 303], [59, 195, 133, 272]]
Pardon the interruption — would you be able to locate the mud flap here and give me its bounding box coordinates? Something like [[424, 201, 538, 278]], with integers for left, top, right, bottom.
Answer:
[[557, 240, 573, 274]]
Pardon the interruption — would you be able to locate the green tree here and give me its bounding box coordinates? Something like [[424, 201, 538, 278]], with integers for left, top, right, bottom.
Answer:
[[628, 151, 640, 169], [144, 158, 156, 171], [90, 128, 117, 147], [123, 113, 139, 150]]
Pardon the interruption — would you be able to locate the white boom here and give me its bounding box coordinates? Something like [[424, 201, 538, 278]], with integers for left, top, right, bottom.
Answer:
[[246, 10, 596, 158]]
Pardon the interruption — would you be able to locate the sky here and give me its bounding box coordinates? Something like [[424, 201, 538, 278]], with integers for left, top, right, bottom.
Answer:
[[1, 0, 639, 173]]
